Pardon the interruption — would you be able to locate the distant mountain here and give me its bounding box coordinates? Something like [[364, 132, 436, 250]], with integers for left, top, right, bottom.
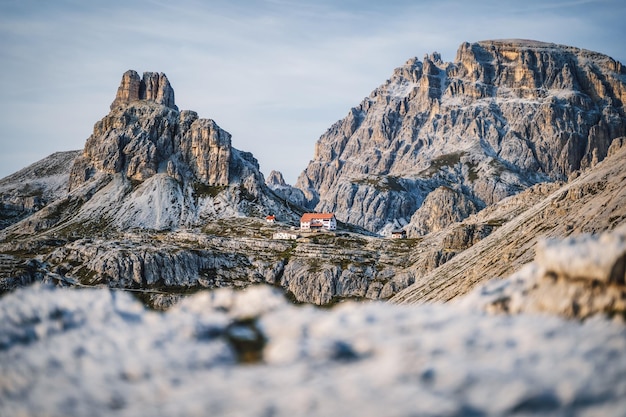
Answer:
[[294, 39, 626, 234], [1, 70, 298, 236], [0, 150, 80, 229]]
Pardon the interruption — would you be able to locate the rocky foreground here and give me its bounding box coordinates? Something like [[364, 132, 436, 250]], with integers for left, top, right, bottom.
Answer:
[[1, 227, 626, 417]]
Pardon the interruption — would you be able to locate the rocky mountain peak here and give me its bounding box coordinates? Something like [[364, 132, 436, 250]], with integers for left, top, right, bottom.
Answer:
[[266, 170, 287, 187], [32, 69, 299, 231], [110, 70, 177, 111], [293, 39, 626, 234]]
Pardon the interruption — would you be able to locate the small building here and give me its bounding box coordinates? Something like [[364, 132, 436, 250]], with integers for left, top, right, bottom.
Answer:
[[266, 215, 276, 223], [273, 232, 298, 240], [391, 229, 407, 239], [300, 213, 337, 231]]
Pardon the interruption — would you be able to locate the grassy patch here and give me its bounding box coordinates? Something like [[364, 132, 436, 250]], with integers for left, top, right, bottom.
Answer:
[[466, 160, 479, 182], [75, 266, 99, 285], [334, 235, 368, 248], [485, 218, 506, 227], [193, 183, 226, 199], [352, 176, 406, 192], [488, 158, 507, 177], [308, 258, 322, 273], [201, 218, 271, 238], [276, 242, 297, 262], [419, 152, 464, 177], [54, 214, 115, 240]]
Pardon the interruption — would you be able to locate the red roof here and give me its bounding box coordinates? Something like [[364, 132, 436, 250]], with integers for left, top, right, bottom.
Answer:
[[266, 215, 276, 220], [300, 213, 335, 222]]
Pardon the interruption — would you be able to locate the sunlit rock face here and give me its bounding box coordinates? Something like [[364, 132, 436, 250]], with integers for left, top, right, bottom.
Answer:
[[3, 69, 298, 233], [295, 39, 626, 233], [70, 70, 232, 190], [110, 70, 177, 111]]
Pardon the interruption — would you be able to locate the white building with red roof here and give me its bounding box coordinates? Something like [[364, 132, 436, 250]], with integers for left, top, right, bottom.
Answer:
[[300, 213, 337, 231]]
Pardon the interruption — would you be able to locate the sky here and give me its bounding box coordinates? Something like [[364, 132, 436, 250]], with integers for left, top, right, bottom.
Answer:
[[1, 0, 625, 184]]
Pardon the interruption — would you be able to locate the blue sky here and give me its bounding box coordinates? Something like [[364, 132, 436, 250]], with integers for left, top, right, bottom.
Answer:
[[1, 0, 625, 184]]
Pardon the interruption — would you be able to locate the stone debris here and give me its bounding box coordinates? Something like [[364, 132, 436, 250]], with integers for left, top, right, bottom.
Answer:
[[1, 283, 625, 417], [460, 225, 626, 319]]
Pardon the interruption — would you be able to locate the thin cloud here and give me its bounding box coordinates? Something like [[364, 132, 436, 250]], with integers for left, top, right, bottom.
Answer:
[[0, 0, 624, 183]]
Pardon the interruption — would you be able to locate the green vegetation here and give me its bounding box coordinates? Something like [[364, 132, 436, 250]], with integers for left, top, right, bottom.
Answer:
[[192, 182, 226, 199], [352, 175, 406, 192], [488, 158, 507, 177], [56, 216, 114, 240], [390, 237, 423, 249], [485, 218, 506, 227], [44, 197, 83, 224], [75, 266, 99, 285], [201, 218, 269, 238], [335, 235, 368, 248], [466, 160, 479, 182], [308, 258, 322, 273], [276, 242, 297, 262], [419, 152, 465, 177]]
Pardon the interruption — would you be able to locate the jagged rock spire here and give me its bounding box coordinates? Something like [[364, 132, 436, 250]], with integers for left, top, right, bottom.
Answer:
[[266, 170, 287, 187], [110, 70, 178, 110]]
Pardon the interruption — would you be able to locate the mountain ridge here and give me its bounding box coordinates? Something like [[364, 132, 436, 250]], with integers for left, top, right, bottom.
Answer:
[[292, 39, 626, 234], [1, 40, 626, 308], [392, 137, 626, 304]]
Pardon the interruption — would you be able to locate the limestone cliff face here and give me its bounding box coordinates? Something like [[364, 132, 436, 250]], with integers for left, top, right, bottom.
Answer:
[[70, 82, 231, 191], [265, 170, 308, 208], [405, 186, 479, 237], [110, 70, 177, 111], [295, 40, 626, 233], [266, 170, 286, 187], [45, 70, 298, 231]]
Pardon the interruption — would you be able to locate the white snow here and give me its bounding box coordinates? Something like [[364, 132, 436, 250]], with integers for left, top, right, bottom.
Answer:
[[386, 80, 419, 99], [1, 283, 625, 416]]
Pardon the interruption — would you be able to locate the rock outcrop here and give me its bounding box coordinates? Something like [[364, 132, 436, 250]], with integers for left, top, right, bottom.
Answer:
[[460, 226, 626, 320], [8, 70, 300, 233], [2, 57, 626, 308], [265, 170, 308, 208], [295, 40, 626, 233], [265, 170, 286, 187], [0, 151, 80, 230], [2, 283, 626, 417], [110, 70, 177, 110], [405, 186, 480, 237], [392, 138, 626, 305], [70, 88, 232, 190]]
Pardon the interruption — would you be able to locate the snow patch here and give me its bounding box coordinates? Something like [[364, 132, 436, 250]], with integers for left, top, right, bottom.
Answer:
[[386, 80, 419, 98]]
